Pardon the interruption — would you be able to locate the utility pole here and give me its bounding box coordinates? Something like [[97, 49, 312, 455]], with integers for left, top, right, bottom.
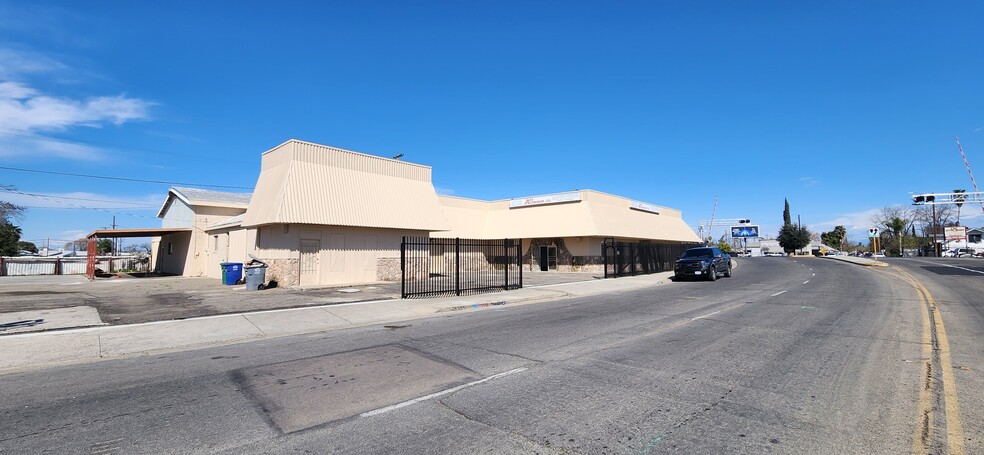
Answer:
[[111, 216, 118, 256]]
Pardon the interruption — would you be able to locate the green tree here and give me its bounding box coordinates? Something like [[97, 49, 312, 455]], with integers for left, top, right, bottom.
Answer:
[[820, 226, 847, 249], [96, 239, 114, 254], [783, 198, 791, 226], [17, 240, 37, 254], [716, 238, 733, 253], [778, 224, 811, 253], [0, 221, 22, 256]]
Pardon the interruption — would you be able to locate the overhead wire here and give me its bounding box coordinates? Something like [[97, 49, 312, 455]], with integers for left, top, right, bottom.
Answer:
[[0, 166, 254, 190]]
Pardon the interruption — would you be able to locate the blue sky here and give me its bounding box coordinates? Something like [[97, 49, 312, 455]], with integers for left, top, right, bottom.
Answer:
[[1, 1, 983, 250]]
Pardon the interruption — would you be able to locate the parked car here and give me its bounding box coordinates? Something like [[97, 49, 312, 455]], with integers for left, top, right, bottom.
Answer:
[[948, 248, 976, 258], [674, 247, 732, 281]]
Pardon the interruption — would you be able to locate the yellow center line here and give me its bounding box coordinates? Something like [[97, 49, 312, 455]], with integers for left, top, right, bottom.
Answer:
[[890, 268, 965, 455]]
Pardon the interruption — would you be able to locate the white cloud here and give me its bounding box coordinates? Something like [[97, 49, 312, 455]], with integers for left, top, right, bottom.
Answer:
[[0, 49, 67, 78], [0, 81, 150, 132], [798, 176, 819, 187], [0, 73, 152, 160], [0, 132, 105, 160]]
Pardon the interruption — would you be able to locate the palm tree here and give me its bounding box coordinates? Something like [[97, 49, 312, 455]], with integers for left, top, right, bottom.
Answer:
[[886, 217, 907, 257], [953, 189, 967, 226]]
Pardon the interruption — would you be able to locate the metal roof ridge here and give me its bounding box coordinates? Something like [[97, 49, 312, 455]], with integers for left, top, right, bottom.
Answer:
[[262, 138, 433, 170]]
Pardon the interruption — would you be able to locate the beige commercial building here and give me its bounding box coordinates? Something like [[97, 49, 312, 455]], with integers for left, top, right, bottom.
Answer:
[[152, 139, 700, 286], [155, 139, 448, 286], [436, 191, 700, 272]]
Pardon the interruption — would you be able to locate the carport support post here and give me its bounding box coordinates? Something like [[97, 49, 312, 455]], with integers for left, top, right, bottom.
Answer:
[[85, 235, 97, 280], [455, 237, 461, 296]]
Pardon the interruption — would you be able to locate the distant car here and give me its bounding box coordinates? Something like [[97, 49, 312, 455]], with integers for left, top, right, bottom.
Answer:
[[674, 247, 732, 281], [950, 248, 976, 258], [764, 251, 784, 257]]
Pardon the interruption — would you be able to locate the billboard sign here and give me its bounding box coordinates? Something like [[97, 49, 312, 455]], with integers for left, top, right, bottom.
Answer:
[[730, 225, 760, 238], [944, 226, 967, 241]]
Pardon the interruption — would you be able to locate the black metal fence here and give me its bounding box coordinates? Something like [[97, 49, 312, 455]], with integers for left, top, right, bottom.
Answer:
[[401, 237, 523, 299], [602, 239, 696, 278]]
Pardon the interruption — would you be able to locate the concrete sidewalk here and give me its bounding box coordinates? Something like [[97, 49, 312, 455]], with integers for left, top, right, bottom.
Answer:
[[0, 272, 674, 375]]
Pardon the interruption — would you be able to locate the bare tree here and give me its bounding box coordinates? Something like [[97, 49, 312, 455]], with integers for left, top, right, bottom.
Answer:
[[913, 205, 957, 236], [872, 206, 917, 232], [0, 201, 25, 223]]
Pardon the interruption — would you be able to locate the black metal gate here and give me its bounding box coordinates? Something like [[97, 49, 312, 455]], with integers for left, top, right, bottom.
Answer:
[[401, 237, 523, 298], [602, 239, 695, 278]]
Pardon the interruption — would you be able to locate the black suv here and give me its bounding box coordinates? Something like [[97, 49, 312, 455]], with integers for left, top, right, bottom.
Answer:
[[673, 247, 732, 281]]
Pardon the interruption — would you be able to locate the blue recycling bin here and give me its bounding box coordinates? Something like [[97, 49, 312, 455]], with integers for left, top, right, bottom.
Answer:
[[220, 262, 243, 285]]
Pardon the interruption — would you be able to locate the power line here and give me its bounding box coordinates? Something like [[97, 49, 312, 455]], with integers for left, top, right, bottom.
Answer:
[[0, 189, 158, 207], [2, 187, 159, 220], [5, 187, 224, 237], [0, 166, 254, 190]]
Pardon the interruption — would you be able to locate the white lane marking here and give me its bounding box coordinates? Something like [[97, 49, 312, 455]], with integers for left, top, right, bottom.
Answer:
[[691, 310, 723, 321], [908, 259, 984, 276], [770, 291, 787, 297], [803, 280, 810, 284], [361, 367, 527, 417]]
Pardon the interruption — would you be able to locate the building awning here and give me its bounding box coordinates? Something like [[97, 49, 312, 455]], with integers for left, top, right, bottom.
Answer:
[[85, 228, 192, 239]]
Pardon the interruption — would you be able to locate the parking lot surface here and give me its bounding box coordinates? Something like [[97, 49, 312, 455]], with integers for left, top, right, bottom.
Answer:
[[0, 271, 601, 329]]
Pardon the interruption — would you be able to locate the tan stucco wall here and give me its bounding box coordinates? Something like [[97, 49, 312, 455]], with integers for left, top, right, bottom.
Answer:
[[159, 197, 248, 277], [155, 232, 192, 275], [252, 223, 429, 287], [204, 227, 257, 279]]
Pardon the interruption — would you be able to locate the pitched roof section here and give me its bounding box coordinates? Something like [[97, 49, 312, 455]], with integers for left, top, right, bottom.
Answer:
[[241, 139, 450, 231], [157, 187, 252, 218], [435, 190, 701, 242], [205, 213, 245, 231]]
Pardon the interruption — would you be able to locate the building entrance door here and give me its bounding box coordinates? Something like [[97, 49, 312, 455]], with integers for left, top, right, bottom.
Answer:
[[538, 245, 557, 271], [299, 239, 320, 285]]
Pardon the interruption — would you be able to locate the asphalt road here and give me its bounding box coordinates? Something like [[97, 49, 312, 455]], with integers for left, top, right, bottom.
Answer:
[[1, 257, 979, 454]]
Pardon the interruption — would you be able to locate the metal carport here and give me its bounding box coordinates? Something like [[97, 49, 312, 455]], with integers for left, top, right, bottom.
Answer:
[[84, 228, 192, 280]]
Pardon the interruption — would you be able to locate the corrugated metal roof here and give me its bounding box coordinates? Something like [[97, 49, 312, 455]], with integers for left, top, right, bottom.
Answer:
[[241, 139, 450, 231], [434, 190, 701, 242], [171, 187, 252, 206], [157, 187, 252, 218]]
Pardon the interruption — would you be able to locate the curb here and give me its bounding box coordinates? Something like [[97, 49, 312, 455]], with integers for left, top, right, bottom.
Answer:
[[819, 256, 890, 267], [0, 273, 671, 375]]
